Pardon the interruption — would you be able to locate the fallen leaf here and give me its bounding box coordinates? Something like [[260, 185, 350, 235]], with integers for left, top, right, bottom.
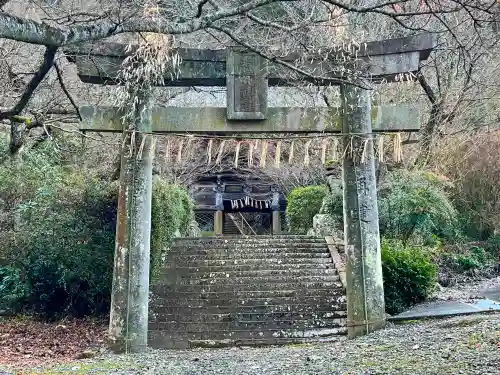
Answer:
[[0, 317, 107, 369]]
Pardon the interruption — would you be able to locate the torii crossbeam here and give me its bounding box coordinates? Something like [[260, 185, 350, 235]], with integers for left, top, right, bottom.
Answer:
[[64, 32, 435, 353]]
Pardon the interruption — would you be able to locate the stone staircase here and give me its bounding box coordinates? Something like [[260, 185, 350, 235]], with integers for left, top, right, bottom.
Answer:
[[223, 214, 244, 235], [148, 236, 347, 349]]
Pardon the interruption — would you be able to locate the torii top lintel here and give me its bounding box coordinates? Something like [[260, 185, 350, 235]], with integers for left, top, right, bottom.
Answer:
[[64, 33, 435, 87]]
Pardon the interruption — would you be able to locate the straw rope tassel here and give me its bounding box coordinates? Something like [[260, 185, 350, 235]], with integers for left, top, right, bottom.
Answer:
[[377, 135, 384, 162], [248, 141, 254, 167], [137, 134, 147, 160], [260, 140, 268, 168], [129, 131, 136, 157], [321, 138, 328, 165], [393, 133, 403, 162], [151, 136, 157, 160], [341, 137, 350, 160], [360, 139, 369, 163], [185, 136, 193, 161], [164, 138, 171, 164], [304, 139, 312, 166], [289, 140, 295, 164], [176, 139, 184, 164], [398, 133, 403, 162], [275, 141, 282, 168], [216, 140, 226, 165], [331, 138, 339, 162], [234, 141, 241, 168], [121, 132, 128, 155], [207, 139, 213, 165]]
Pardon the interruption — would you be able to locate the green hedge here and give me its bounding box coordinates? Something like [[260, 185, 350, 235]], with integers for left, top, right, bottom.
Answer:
[[381, 239, 437, 315], [286, 185, 328, 234]]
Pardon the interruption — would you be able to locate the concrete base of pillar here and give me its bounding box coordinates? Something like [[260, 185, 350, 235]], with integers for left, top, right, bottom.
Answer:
[[348, 319, 386, 339], [214, 210, 223, 236]]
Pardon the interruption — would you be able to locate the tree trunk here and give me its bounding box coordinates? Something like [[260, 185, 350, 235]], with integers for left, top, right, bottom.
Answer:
[[416, 100, 443, 166], [341, 83, 386, 338], [9, 119, 28, 160]]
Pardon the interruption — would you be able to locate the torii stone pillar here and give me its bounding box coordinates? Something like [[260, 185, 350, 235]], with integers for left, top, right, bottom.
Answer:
[[109, 89, 154, 353], [341, 83, 385, 338]]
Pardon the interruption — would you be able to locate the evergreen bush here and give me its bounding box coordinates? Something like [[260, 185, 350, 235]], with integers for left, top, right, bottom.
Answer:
[[378, 170, 458, 245], [439, 245, 491, 273], [381, 239, 437, 315], [0, 267, 28, 315], [286, 185, 328, 234], [150, 177, 194, 278], [0, 140, 194, 318], [319, 183, 343, 224]]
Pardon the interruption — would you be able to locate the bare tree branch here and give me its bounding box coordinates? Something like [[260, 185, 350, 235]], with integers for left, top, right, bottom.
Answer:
[[196, 0, 210, 17], [0, 0, 295, 46], [0, 45, 58, 121], [210, 24, 368, 88], [417, 70, 437, 104], [0, 0, 492, 47], [54, 61, 82, 121]]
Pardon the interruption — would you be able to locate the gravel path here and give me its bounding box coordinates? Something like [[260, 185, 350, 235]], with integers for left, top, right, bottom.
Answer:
[[4, 313, 499, 375]]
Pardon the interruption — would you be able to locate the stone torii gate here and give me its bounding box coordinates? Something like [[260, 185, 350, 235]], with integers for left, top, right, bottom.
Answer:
[[65, 33, 435, 352]]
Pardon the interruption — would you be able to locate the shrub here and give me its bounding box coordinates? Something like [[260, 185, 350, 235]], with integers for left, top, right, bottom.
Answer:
[[150, 178, 194, 278], [439, 245, 491, 273], [319, 182, 343, 225], [0, 141, 194, 318], [381, 239, 437, 315], [286, 185, 328, 234], [15, 178, 117, 318], [0, 267, 28, 315], [378, 170, 458, 245]]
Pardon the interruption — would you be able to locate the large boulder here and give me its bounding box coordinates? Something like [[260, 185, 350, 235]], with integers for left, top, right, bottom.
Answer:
[[307, 213, 343, 242], [308, 179, 344, 241], [187, 219, 201, 237]]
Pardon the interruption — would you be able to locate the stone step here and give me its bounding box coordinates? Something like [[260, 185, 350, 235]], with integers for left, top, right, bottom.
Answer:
[[150, 302, 346, 315], [161, 275, 340, 285], [168, 252, 331, 262], [171, 243, 329, 251], [173, 235, 325, 242], [152, 280, 343, 293], [160, 268, 337, 278], [168, 246, 330, 255], [149, 318, 346, 332], [148, 327, 347, 349], [168, 253, 331, 261], [152, 283, 342, 300], [150, 288, 344, 305], [188, 336, 344, 349], [161, 263, 335, 273], [165, 257, 333, 268], [170, 247, 328, 253], [150, 310, 347, 323]]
